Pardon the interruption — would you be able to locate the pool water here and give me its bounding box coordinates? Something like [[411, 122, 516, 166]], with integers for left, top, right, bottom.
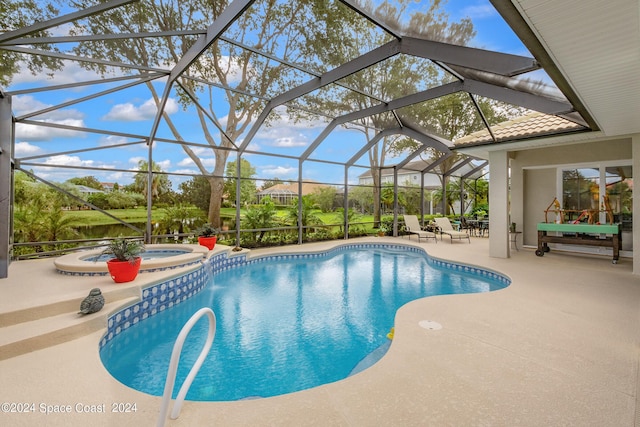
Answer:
[[100, 248, 507, 401]]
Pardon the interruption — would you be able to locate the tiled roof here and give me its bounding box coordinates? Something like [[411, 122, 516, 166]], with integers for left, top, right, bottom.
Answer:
[[454, 112, 585, 146]]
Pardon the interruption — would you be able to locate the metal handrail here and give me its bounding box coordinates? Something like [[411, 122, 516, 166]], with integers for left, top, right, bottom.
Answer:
[[157, 307, 216, 427]]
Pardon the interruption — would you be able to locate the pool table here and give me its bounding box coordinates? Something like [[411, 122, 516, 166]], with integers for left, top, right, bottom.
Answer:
[[536, 222, 622, 264]]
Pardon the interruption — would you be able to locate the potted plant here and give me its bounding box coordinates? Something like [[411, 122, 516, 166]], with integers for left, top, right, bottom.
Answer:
[[100, 238, 146, 283], [197, 223, 218, 250], [474, 209, 487, 220], [377, 224, 389, 237]]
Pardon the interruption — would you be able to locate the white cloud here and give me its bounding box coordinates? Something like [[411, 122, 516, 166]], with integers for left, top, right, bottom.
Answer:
[[13, 95, 83, 120], [177, 158, 194, 167], [129, 156, 146, 166], [257, 127, 309, 148], [271, 137, 307, 148], [196, 56, 244, 84], [102, 97, 179, 121], [15, 118, 86, 141], [156, 159, 171, 170], [189, 146, 215, 157], [243, 142, 260, 152], [259, 165, 297, 177], [177, 156, 217, 168], [97, 135, 144, 147], [14, 142, 42, 157], [252, 110, 330, 149], [28, 168, 134, 186], [13, 95, 86, 141], [10, 60, 110, 87], [462, 4, 497, 20], [43, 154, 95, 167]]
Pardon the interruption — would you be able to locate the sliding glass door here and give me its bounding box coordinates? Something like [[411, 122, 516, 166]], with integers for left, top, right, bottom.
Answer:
[[561, 163, 632, 252]]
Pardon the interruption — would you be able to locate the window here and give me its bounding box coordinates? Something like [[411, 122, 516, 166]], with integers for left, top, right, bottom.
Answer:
[[604, 166, 633, 230], [561, 163, 632, 251], [562, 168, 599, 222]]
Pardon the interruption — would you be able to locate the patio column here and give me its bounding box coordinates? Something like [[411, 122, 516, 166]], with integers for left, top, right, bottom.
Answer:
[[0, 92, 11, 278], [632, 134, 640, 274], [510, 153, 524, 240], [489, 150, 510, 258]]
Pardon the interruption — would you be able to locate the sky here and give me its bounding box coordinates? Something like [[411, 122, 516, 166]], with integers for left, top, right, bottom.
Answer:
[[6, 0, 539, 191]]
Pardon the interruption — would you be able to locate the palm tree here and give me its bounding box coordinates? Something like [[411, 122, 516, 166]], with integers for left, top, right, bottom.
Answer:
[[157, 204, 203, 238], [133, 160, 171, 202], [41, 207, 79, 243], [431, 180, 465, 216], [243, 197, 278, 242], [287, 196, 322, 236]]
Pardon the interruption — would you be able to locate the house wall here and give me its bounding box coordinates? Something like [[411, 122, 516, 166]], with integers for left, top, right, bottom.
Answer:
[[512, 137, 632, 247], [513, 138, 631, 167], [523, 169, 556, 246]]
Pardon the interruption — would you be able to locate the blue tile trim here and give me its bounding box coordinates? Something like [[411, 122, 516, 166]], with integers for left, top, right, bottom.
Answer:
[[56, 259, 202, 276], [100, 243, 510, 349], [101, 265, 211, 348]]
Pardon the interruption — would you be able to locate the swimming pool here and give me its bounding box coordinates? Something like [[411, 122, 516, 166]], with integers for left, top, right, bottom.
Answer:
[[100, 245, 509, 401]]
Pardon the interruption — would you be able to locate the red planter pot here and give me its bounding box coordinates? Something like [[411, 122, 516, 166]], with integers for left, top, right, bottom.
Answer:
[[198, 236, 217, 250], [106, 257, 142, 283]]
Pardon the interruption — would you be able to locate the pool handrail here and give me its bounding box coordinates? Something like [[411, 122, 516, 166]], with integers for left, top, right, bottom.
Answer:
[[157, 307, 216, 427]]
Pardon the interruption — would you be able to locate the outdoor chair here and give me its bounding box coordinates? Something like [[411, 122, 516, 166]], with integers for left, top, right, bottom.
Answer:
[[459, 216, 477, 236], [433, 217, 471, 243], [478, 219, 489, 237], [403, 215, 437, 243]]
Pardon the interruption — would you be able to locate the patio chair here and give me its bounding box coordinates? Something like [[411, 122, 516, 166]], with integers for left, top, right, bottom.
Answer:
[[433, 217, 471, 243], [403, 215, 437, 243], [459, 216, 477, 236]]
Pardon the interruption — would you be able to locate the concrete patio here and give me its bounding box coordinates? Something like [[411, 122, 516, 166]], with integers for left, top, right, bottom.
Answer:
[[0, 237, 638, 426]]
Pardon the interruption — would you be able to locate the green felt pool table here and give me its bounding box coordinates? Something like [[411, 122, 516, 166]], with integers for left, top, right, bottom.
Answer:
[[536, 222, 622, 263]]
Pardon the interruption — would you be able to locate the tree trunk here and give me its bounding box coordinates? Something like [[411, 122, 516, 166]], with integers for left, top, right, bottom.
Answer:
[[207, 176, 224, 228], [373, 182, 381, 227]]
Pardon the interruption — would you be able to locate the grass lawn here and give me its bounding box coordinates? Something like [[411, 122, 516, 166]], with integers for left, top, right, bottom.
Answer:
[[64, 208, 168, 226], [64, 206, 381, 232]]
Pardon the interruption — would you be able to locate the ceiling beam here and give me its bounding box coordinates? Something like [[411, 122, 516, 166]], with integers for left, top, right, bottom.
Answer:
[[239, 40, 402, 152], [400, 37, 539, 77], [490, 0, 598, 130], [461, 161, 488, 179], [444, 157, 474, 177], [0, 0, 138, 43], [463, 79, 574, 114], [148, 0, 255, 146], [299, 82, 462, 161]]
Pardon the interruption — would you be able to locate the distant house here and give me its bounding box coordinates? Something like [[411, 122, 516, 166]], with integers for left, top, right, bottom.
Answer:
[[73, 184, 105, 197], [101, 182, 116, 192], [357, 160, 442, 187], [257, 182, 335, 205]]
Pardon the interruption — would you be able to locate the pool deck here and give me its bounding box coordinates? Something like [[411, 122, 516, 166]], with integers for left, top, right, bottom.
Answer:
[[0, 237, 638, 426]]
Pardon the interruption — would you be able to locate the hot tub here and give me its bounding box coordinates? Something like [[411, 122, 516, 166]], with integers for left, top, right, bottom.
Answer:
[[54, 244, 210, 276]]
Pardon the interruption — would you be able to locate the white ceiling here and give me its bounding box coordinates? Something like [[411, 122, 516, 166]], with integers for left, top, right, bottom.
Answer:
[[511, 0, 640, 137]]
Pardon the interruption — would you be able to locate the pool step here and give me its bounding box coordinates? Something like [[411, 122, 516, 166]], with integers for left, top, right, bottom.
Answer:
[[0, 285, 140, 327], [0, 297, 137, 361]]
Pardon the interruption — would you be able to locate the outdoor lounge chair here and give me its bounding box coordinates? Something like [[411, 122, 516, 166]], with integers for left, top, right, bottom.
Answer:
[[433, 217, 470, 243], [403, 215, 437, 243]]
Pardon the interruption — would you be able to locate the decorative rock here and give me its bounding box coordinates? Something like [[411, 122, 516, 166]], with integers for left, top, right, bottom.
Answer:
[[78, 288, 105, 315]]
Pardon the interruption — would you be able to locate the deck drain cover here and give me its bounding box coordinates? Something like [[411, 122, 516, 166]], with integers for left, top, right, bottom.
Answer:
[[419, 320, 442, 330]]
